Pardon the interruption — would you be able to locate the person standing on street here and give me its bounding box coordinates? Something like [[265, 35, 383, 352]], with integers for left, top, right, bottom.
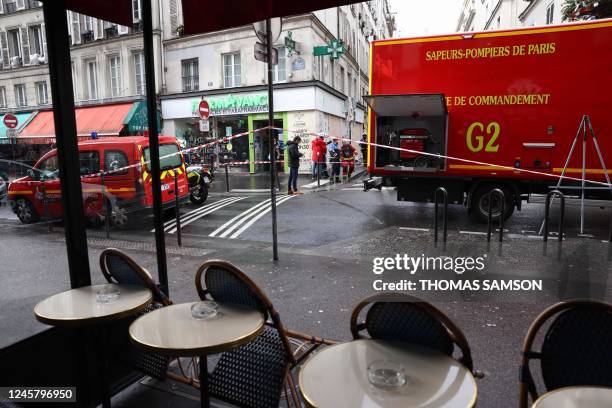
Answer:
[[360, 132, 368, 166], [340, 140, 357, 178], [287, 136, 303, 195], [328, 139, 341, 183], [311, 135, 327, 180]]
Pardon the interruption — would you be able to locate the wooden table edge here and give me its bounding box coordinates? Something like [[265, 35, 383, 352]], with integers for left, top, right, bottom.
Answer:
[[532, 385, 612, 408], [34, 290, 153, 328], [298, 339, 478, 408], [128, 308, 266, 357]]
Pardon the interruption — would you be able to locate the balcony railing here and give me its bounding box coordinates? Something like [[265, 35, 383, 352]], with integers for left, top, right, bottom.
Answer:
[[81, 31, 94, 43], [182, 76, 199, 92], [5, 2, 17, 13]]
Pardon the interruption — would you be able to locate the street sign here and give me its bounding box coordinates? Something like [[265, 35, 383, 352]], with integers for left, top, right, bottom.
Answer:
[[3, 113, 18, 129], [253, 18, 281, 44], [5, 128, 16, 139], [284, 31, 296, 56], [313, 40, 346, 60], [254, 42, 278, 64], [198, 100, 210, 120], [199, 119, 209, 132]]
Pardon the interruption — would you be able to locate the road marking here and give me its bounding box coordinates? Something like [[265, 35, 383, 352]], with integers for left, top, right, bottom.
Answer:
[[162, 197, 237, 228], [228, 195, 294, 239], [301, 179, 330, 189], [231, 189, 279, 193], [342, 187, 365, 191], [210, 198, 272, 238], [167, 197, 247, 234], [160, 197, 246, 233], [459, 230, 487, 235], [399, 227, 430, 232]]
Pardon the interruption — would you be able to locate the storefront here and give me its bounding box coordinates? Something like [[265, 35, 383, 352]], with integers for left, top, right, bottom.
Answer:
[[160, 85, 366, 174]]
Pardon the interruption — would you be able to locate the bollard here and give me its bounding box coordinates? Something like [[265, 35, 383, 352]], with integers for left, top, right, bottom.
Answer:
[[42, 183, 52, 232], [225, 163, 230, 193], [174, 173, 182, 247], [102, 174, 110, 239], [487, 188, 505, 242], [543, 190, 565, 242], [434, 187, 448, 243]]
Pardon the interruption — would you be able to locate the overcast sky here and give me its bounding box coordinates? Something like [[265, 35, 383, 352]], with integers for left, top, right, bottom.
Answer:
[[388, 0, 464, 38]]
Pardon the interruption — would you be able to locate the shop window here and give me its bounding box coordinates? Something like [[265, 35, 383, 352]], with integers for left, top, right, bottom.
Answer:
[[109, 55, 122, 97], [223, 52, 241, 88], [181, 58, 199, 92], [14, 83, 26, 106], [273, 47, 286, 83], [35, 81, 48, 105], [79, 151, 100, 176]]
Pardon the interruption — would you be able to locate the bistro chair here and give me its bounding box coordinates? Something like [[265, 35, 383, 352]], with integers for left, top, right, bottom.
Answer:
[[195, 259, 333, 408], [99, 248, 171, 380], [518, 299, 612, 408], [350, 292, 474, 371]]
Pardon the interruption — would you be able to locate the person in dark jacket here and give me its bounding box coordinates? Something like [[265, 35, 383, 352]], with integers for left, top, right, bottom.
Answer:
[[287, 136, 303, 195], [328, 139, 341, 183]]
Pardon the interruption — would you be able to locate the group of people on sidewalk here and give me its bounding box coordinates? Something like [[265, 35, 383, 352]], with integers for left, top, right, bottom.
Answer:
[[285, 134, 367, 195]]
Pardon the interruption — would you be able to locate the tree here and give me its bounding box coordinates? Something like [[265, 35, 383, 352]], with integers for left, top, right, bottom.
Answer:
[[562, 0, 612, 21]]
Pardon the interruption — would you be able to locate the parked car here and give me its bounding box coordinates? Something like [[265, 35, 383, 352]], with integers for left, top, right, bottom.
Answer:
[[8, 136, 189, 224], [0, 177, 6, 200]]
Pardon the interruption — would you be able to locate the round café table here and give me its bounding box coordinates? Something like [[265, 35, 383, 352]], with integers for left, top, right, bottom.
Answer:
[[128, 302, 265, 408], [299, 339, 477, 408], [532, 386, 612, 408], [34, 283, 153, 408]]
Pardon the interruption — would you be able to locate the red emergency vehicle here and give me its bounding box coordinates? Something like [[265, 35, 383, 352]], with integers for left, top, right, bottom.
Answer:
[[8, 136, 189, 224], [365, 20, 612, 221]]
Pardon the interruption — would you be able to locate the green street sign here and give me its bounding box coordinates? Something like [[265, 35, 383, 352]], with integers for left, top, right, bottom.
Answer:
[[285, 31, 296, 56], [313, 39, 345, 60]]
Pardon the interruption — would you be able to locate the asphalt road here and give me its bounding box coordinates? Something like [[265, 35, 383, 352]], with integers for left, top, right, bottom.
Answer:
[[1, 179, 611, 407]]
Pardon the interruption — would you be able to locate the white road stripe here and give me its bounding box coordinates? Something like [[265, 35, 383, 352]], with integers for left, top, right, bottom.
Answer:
[[231, 189, 279, 193], [175, 197, 246, 227], [459, 230, 487, 235], [342, 187, 365, 191], [229, 195, 294, 239], [168, 197, 247, 234], [399, 227, 430, 232], [162, 197, 237, 228], [301, 179, 330, 189], [210, 198, 272, 238]]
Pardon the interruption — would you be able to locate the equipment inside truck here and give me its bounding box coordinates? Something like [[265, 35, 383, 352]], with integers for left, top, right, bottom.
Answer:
[[365, 94, 448, 171]]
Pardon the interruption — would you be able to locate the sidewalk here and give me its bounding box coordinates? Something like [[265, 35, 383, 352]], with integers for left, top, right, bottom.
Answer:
[[209, 163, 366, 193]]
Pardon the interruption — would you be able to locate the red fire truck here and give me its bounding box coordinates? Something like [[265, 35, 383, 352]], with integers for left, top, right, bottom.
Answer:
[[365, 19, 612, 222]]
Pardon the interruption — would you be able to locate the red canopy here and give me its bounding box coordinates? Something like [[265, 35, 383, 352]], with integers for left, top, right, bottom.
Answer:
[[181, 1, 359, 35]]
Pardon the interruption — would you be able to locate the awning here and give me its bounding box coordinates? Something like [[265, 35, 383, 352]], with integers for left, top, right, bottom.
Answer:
[[0, 112, 36, 144], [123, 101, 161, 134], [182, 1, 360, 35], [364, 94, 448, 117], [19, 103, 135, 144]]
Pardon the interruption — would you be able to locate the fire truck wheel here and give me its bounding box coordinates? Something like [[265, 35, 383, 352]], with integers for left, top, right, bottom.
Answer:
[[471, 185, 514, 223], [15, 198, 40, 224]]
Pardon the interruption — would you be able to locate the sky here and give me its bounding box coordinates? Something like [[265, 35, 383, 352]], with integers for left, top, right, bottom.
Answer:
[[388, 0, 464, 38]]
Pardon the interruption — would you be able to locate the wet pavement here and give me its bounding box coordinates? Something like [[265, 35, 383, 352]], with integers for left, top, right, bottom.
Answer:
[[1, 173, 611, 407]]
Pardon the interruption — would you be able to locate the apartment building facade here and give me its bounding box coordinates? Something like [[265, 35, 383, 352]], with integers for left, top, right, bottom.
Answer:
[[159, 1, 394, 173]]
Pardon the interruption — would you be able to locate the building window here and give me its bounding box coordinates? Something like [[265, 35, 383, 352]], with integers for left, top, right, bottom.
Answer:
[[71, 61, 77, 100], [0, 87, 6, 108], [132, 0, 142, 22], [223, 52, 241, 88], [14, 84, 27, 107], [134, 51, 145, 95], [7, 29, 21, 59], [86, 59, 98, 100], [339, 66, 345, 93], [35, 81, 48, 105], [546, 2, 555, 24], [273, 46, 286, 83], [4, 1, 17, 13], [181, 58, 199, 92], [28, 25, 44, 58], [109, 55, 122, 97]]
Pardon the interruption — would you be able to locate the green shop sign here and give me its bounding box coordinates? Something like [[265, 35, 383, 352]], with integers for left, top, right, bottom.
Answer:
[[190, 93, 268, 117]]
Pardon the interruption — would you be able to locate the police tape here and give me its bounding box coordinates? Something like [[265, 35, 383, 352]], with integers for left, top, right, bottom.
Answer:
[[275, 127, 612, 188]]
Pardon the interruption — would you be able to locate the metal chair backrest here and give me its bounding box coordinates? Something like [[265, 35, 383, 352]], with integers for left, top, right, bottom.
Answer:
[[99, 248, 171, 306], [519, 299, 612, 408], [350, 292, 473, 371], [195, 260, 295, 364]]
